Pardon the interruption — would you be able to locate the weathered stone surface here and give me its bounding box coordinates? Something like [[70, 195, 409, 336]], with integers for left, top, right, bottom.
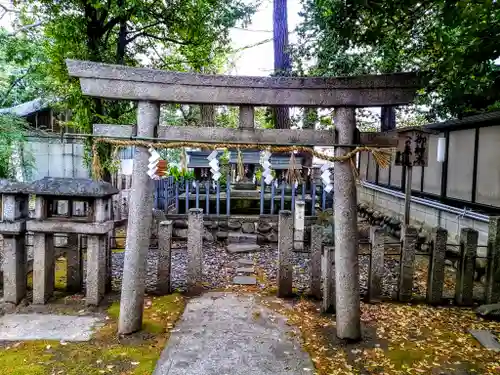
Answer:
[[152, 292, 313, 375], [227, 232, 257, 244], [118, 101, 158, 335], [173, 220, 188, 229], [68, 59, 419, 108], [456, 228, 477, 306], [156, 220, 173, 295], [278, 210, 293, 298], [218, 221, 228, 230], [237, 258, 253, 266], [0, 179, 30, 194], [427, 228, 447, 305], [476, 303, 500, 320], [334, 107, 360, 340], [310, 225, 322, 300], [26, 177, 118, 198], [187, 209, 203, 294], [236, 267, 254, 274], [469, 329, 500, 352], [398, 225, 418, 302], [227, 244, 261, 254], [66, 234, 82, 293], [2, 234, 26, 304], [368, 226, 384, 302], [322, 246, 335, 313], [241, 222, 255, 234], [216, 231, 228, 240], [486, 217, 500, 304], [173, 228, 187, 238], [86, 235, 106, 306], [265, 232, 278, 243], [257, 222, 272, 234], [0, 314, 103, 342], [257, 234, 267, 245], [228, 221, 242, 230], [203, 230, 214, 242], [33, 233, 55, 305], [233, 276, 257, 285]]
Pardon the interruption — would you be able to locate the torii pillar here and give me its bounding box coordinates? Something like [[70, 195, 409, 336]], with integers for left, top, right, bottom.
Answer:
[[118, 101, 159, 334], [334, 107, 361, 340]]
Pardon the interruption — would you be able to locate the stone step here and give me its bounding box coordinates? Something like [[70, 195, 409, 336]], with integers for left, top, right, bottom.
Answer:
[[227, 232, 257, 244], [227, 244, 261, 254], [237, 258, 254, 266], [233, 276, 257, 285], [236, 267, 255, 274]]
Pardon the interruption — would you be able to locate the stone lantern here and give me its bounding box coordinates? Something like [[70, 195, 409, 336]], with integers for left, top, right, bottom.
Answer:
[[26, 177, 118, 305], [0, 179, 30, 304]]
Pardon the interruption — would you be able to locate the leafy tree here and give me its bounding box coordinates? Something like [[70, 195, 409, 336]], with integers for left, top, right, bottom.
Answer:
[[295, 0, 500, 120], [2, 0, 256, 178], [0, 114, 33, 179]]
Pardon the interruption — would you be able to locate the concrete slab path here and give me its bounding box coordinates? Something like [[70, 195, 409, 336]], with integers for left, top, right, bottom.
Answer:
[[153, 292, 314, 375], [0, 314, 103, 342]]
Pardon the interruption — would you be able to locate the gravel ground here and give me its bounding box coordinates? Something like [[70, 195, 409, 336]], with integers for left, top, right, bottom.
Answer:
[[108, 241, 404, 297]]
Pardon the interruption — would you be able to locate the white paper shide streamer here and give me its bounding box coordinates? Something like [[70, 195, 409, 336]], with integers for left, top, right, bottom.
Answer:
[[207, 150, 221, 181], [260, 150, 273, 185], [147, 147, 161, 180], [321, 163, 333, 193]]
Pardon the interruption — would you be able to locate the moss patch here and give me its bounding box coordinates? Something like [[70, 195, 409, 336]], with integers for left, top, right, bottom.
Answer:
[[0, 294, 186, 375]]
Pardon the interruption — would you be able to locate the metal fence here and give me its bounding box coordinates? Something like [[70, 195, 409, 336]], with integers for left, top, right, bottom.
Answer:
[[153, 176, 333, 215]]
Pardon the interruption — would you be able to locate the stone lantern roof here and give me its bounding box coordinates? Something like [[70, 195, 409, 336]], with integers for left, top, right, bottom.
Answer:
[[26, 177, 119, 198], [0, 179, 30, 194]]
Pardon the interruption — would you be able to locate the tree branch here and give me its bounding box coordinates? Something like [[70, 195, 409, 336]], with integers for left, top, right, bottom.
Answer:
[[7, 21, 43, 36], [126, 20, 164, 35], [126, 31, 192, 45]]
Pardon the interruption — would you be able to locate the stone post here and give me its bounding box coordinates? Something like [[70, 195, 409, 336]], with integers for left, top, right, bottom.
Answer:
[[293, 200, 305, 250], [398, 225, 418, 302], [310, 224, 322, 299], [3, 235, 26, 304], [322, 246, 335, 313], [427, 228, 447, 305], [86, 198, 109, 305], [333, 107, 360, 340], [33, 233, 55, 304], [86, 235, 106, 305], [278, 210, 293, 298], [455, 228, 477, 306], [486, 217, 500, 304], [118, 101, 159, 335], [156, 220, 173, 294], [66, 233, 82, 293], [368, 226, 384, 302], [187, 208, 203, 294]]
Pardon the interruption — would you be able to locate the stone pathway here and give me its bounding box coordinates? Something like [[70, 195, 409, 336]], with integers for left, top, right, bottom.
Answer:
[[0, 314, 103, 341], [153, 292, 313, 375], [232, 257, 257, 285]]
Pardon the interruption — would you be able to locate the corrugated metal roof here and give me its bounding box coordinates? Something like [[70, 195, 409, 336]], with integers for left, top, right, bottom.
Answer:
[[228, 150, 260, 164]]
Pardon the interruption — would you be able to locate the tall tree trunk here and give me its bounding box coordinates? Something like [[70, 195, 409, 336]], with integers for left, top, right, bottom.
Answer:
[[200, 105, 215, 127], [273, 0, 291, 129], [116, 0, 127, 65], [381, 106, 396, 132]]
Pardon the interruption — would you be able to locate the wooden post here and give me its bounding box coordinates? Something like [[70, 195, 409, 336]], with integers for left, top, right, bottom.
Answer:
[[333, 107, 360, 340], [404, 166, 412, 226]]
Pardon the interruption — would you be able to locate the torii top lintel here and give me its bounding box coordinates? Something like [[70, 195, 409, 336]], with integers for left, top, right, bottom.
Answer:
[[65, 59, 422, 107]]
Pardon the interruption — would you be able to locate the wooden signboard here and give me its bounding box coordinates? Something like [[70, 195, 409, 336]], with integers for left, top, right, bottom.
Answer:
[[394, 128, 431, 167]]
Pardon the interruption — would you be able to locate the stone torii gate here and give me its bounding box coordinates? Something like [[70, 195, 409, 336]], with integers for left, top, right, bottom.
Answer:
[[66, 59, 420, 340]]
